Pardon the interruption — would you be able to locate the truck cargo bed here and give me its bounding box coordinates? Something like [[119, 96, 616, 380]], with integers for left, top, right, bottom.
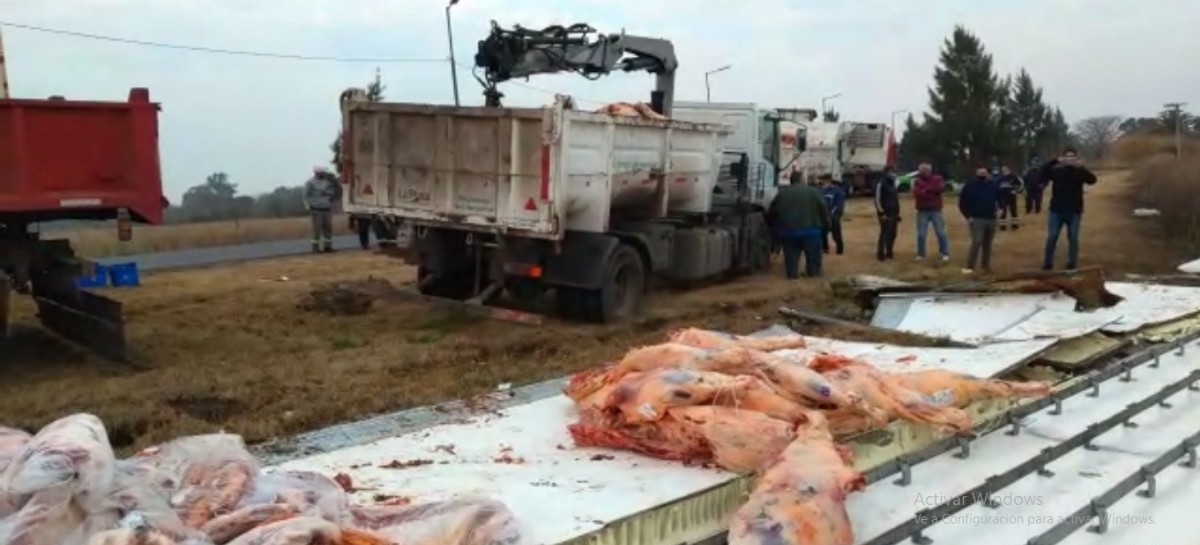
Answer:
[[341, 98, 727, 237]]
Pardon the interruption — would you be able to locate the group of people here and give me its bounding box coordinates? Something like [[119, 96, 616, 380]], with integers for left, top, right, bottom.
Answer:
[[766, 146, 1098, 280], [956, 148, 1097, 273]]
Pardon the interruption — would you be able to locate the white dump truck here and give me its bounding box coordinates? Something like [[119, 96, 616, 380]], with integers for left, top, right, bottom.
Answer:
[[840, 121, 897, 195], [338, 22, 803, 323]]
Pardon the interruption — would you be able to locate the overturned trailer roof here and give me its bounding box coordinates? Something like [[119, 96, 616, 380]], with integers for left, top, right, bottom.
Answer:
[[260, 282, 1200, 545]]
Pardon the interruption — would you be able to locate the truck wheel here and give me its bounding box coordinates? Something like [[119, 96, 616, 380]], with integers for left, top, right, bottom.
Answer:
[[505, 277, 543, 306], [416, 266, 479, 300], [591, 244, 645, 323], [748, 214, 772, 273]]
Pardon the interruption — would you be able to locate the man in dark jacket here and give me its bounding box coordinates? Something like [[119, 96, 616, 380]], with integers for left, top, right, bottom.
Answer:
[[768, 178, 831, 279], [819, 173, 847, 255], [996, 165, 1024, 231], [1024, 157, 1046, 214], [958, 167, 1001, 274], [911, 163, 950, 262], [1041, 147, 1098, 270], [874, 167, 901, 261]]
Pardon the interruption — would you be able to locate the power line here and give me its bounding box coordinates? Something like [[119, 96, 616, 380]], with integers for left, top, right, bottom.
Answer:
[[0, 20, 444, 63]]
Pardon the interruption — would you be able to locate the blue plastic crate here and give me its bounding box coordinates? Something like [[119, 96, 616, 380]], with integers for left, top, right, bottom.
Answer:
[[108, 262, 141, 288], [76, 265, 109, 289]]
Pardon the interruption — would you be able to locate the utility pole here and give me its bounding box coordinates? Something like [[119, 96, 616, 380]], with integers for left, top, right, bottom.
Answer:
[[704, 65, 731, 103], [821, 93, 842, 119], [445, 0, 461, 106], [1164, 102, 1187, 158]]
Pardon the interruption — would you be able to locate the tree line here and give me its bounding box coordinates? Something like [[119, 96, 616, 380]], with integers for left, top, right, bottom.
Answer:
[[901, 26, 1199, 178]]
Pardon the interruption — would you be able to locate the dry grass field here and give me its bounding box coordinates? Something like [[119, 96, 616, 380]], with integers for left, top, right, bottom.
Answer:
[[0, 170, 1187, 453], [52, 216, 352, 259]]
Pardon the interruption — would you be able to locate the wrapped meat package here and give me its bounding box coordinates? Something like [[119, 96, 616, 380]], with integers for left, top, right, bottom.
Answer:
[[0, 415, 524, 545]]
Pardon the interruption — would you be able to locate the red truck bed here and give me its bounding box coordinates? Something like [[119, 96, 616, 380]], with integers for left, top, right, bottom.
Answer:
[[0, 88, 164, 224]]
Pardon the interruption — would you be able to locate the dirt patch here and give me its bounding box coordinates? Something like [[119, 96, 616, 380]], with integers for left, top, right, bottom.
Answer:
[[299, 278, 397, 316], [166, 394, 249, 424]]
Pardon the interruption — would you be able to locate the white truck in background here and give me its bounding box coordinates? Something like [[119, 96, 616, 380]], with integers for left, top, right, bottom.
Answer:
[[840, 121, 897, 195], [338, 22, 804, 324]]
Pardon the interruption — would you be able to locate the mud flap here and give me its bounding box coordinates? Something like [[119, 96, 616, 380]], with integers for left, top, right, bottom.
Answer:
[[33, 287, 127, 361]]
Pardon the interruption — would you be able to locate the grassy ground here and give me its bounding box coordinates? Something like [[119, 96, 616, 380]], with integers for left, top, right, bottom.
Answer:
[[0, 171, 1184, 452], [53, 216, 352, 259]]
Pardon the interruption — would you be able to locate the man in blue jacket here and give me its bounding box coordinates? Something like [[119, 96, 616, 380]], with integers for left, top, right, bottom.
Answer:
[[819, 173, 847, 255], [958, 166, 1001, 274]]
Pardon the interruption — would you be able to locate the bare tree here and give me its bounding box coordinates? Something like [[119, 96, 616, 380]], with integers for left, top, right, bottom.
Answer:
[[1073, 116, 1123, 159]]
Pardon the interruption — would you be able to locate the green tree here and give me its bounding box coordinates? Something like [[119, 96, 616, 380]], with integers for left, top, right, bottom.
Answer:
[[1006, 69, 1049, 165], [331, 68, 387, 176], [822, 108, 841, 122], [924, 26, 1010, 176]]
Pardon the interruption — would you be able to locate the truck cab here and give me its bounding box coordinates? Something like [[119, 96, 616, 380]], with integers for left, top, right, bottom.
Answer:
[[672, 102, 804, 204]]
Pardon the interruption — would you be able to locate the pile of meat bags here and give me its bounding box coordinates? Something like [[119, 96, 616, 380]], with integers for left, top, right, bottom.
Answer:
[[564, 328, 1053, 545], [0, 416, 520, 545]]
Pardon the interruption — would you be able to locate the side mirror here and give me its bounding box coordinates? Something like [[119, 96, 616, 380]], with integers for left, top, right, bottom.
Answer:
[[794, 129, 808, 153]]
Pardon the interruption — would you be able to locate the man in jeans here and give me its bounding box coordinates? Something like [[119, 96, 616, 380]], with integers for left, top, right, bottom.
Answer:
[[911, 163, 950, 262], [819, 173, 847, 255], [1041, 148, 1098, 270], [874, 167, 901, 261], [958, 167, 1000, 274], [304, 166, 343, 253], [768, 177, 831, 279]]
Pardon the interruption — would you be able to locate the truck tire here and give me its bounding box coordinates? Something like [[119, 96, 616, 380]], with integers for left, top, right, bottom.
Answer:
[[748, 214, 772, 273], [416, 265, 479, 301], [505, 277, 543, 306], [556, 244, 645, 323]]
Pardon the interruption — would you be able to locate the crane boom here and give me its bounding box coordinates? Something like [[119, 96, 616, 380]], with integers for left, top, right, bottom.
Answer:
[[473, 22, 677, 115]]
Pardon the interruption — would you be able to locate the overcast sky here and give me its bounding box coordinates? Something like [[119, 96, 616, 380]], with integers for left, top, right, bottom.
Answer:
[[4, 0, 1198, 199]]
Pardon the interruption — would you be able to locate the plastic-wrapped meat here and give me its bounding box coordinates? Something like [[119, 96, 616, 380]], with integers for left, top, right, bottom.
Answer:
[[349, 498, 521, 545], [105, 481, 200, 543], [728, 412, 864, 545], [756, 359, 887, 425], [890, 370, 1052, 408], [86, 528, 179, 545], [176, 460, 256, 529], [0, 488, 87, 545], [225, 516, 340, 545], [668, 328, 807, 351], [238, 470, 349, 523], [0, 427, 30, 474], [1, 413, 115, 512], [668, 407, 795, 474], [605, 368, 755, 423], [814, 361, 972, 434], [202, 503, 299, 544]]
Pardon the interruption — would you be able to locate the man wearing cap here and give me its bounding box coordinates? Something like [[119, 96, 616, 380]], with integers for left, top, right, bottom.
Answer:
[[304, 166, 342, 253]]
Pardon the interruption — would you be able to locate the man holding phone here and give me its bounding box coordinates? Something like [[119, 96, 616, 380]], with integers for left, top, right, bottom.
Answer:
[[1040, 148, 1098, 270]]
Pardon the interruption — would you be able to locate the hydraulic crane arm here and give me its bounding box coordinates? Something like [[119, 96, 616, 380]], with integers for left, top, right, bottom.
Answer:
[[474, 22, 677, 115]]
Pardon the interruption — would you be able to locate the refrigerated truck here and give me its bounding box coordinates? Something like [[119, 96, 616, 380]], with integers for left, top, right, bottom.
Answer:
[[338, 94, 802, 323]]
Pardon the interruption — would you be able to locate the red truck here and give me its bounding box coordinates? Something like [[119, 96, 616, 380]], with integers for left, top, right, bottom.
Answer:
[[0, 88, 165, 360]]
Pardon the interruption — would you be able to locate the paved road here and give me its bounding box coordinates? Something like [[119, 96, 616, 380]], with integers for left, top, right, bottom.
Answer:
[[94, 235, 361, 272]]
